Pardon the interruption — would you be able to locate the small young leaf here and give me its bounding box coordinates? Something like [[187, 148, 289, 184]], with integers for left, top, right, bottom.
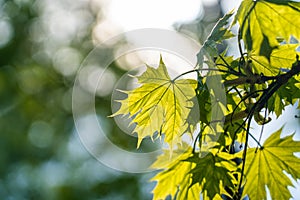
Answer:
[[197, 12, 234, 68]]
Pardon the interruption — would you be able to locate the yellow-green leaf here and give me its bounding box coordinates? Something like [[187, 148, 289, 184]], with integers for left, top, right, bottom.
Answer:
[[236, 0, 300, 53], [249, 44, 300, 75], [111, 57, 197, 148], [188, 150, 238, 200], [243, 128, 300, 199], [150, 144, 201, 200]]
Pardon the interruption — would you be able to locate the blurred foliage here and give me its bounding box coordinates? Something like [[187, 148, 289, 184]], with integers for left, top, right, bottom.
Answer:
[[0, 0, 151, 199], [0, 0, 258, 199], [174, 1, 224, 44]]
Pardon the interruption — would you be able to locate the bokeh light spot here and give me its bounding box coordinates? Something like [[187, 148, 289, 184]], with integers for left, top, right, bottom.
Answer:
[[53, 47, 82, 76], [0, 19, 13, 48], [28, 121, 54, 148]]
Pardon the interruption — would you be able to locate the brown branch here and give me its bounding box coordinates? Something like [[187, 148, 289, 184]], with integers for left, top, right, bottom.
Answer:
[[224, 110, 248, 125], [223, 60, 300, 126], [224, 73, 276, 87], [254, 59, 300, 112]]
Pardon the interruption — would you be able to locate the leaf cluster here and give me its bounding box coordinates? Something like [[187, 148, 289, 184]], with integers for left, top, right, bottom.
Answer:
[[111, 0, 300, 199]]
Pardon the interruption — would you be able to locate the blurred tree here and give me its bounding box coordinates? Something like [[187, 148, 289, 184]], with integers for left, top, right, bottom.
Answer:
[[0, 0, 148, 199], [3, 1, 282, 200]]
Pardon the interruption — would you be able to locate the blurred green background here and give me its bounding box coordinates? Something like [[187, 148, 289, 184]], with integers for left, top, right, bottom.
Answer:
[[0, 0, 299, 199], [0, 0, 224, 199]]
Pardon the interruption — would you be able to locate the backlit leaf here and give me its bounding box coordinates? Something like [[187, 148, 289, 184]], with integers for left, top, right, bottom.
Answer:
[[150, 144, 201, 200], [249, 44, 300, 75], [111, 57, 198, 148], [267, 77, 300, 117], [243, 128, 300, 199], [188, 150, 239, 200], [236, 0, 300, 54]]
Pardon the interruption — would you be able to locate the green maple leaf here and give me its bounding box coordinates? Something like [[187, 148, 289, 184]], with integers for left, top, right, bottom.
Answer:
[[111, 56, 197, 148], [150, 144, 201, 200], [197, 12, 234, 68], [267, 77, 300, 117], [243, 128, 300, 199], [249, 44, 300, 75], [187, 150, 238, 200], [236, 0, 300, 54]]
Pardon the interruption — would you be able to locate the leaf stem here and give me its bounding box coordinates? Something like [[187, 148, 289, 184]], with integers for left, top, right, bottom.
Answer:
[[172, 68, 228, 81], [249, 132, 263, 149], [237, 1, 257, 58], [172, 69, 199, 81], [237, 114, 253, 196], [218, 55, 244, 77]]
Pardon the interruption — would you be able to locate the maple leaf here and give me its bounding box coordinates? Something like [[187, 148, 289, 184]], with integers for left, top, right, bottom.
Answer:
[[249, 44, 300, 76], [187, 150, 238, 200], [236, 0, 300, 54], [151, 147, 240, 200], [150, 143, 201, 200], [111, 56, 198, 148], [197, 12, 234, 68], [243, 128, 300, 199], [267, 77, 300, 117]]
